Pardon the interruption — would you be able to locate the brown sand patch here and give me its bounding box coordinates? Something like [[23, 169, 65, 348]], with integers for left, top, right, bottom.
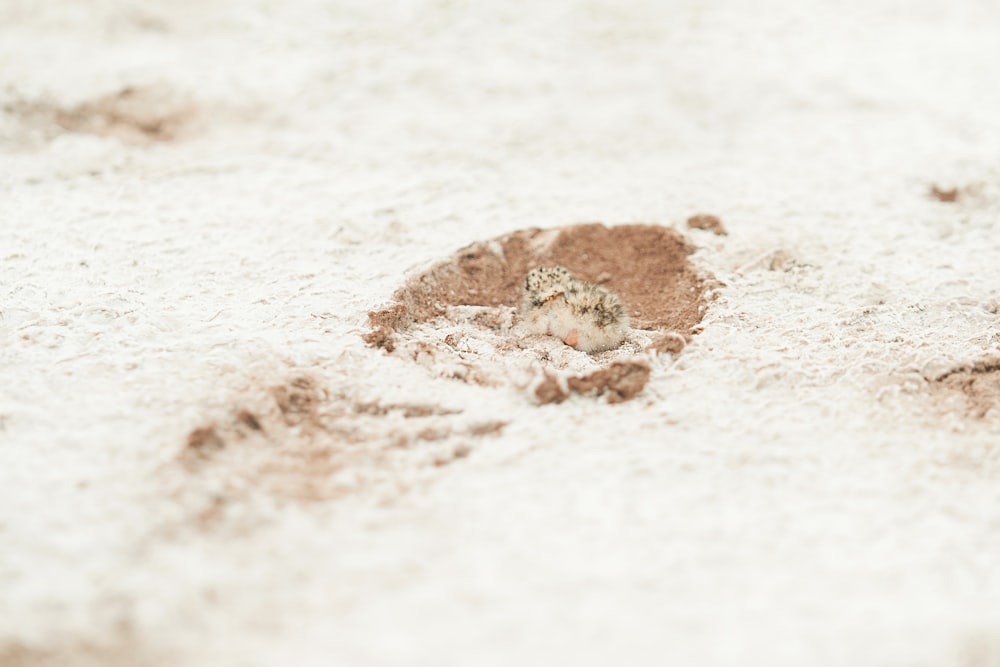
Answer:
[[930, 184, 960, 203], [364, 224, 713, 403], [467, 420, 509, 436], [927, 182, 994, 207], [0, 635, 165, 667], [433, 443, 473, 468], [686, 213, 727, 236], [12, 84, 196, 143], [183, 426, 225, 461], [928, 358, 1000, 420], [270, 375, 323, 426], [236, 409, 262, 431], [769, 250, 795, 272], [353, 401, 461, 418], [177, 373, 505, 512], [367, 224, 708, 338], [362, 303, 408, 351], [534, 372, 569, 405]]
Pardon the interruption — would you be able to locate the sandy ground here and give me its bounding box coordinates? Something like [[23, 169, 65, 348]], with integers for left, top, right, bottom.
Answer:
[[3, 1, 1000, 665]]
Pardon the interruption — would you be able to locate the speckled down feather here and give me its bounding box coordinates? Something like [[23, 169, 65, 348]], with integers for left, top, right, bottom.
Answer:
[[521, 266, 630, 353]]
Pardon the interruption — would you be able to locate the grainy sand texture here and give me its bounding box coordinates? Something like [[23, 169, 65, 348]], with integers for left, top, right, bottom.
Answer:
[[3, 1, 1000, 666]]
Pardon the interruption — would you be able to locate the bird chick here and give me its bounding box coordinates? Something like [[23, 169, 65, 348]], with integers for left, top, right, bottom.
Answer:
[[521, 266, 630, 353]]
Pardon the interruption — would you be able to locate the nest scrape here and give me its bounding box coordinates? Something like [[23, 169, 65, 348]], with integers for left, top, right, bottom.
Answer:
[[363, 224, 714, 403]]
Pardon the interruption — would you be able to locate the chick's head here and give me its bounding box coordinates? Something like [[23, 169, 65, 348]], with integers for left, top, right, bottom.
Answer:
[[524, 266, 573, 307]]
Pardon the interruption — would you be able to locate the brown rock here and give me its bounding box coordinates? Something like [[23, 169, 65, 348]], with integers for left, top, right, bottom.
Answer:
[[534, 372, 569, 404], [647, 334, 686, 355], [930, 185, 959, 203], [686, 213, 727, 236], [566, 360, 651, 403]]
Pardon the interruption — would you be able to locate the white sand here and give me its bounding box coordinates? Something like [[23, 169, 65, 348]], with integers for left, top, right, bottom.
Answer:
[[3, 1, 1000, 665]]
